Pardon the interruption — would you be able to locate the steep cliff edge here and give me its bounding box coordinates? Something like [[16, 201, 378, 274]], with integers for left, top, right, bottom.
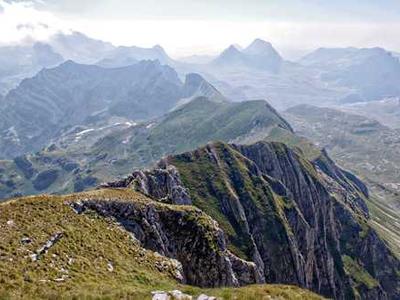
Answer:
[[108, 141, 400, 299], [0, 188, 323, 299], [72, 191, 262, 287]]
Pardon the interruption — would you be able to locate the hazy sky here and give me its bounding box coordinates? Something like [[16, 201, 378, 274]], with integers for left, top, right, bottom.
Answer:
[[1, 0, 400, 58]]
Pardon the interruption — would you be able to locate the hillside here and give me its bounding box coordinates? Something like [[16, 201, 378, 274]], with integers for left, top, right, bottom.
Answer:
[[299, 47, 400, 102], [284, 104, 400, 255], [0, 61, 217, 159], [0, 188, 324, 299], [0, 97, 292, 200], [105, 141, 400, 299], [2, 140, 399, 299], [0, 42, 63, 95], [341, 97, 400, 129]]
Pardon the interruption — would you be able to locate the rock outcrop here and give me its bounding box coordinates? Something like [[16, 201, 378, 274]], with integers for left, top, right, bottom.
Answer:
[[101, 164, 192, 205], [106, 141, 400, 299], [71, 194, 262, 287]]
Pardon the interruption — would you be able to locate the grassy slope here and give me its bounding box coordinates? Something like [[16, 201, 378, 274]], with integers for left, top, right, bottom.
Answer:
[[0, 189, 177, 299], [0, 98, 293, 201], [169, 141, 323, 274], [0, 188, 324, 300]]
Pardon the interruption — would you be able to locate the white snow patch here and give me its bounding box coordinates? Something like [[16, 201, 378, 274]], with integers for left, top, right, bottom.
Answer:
[[75, 128, 94, 136], [146, 123, 155, 129]]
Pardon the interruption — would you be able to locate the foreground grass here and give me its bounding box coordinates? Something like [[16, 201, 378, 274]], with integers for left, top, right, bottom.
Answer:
[[0, 189, 324, 299]]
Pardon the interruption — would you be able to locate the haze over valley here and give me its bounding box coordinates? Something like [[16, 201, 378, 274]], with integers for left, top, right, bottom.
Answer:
[[0, 1, 399, 299]]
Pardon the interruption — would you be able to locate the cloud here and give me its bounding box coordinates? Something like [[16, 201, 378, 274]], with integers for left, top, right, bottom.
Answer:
[[0, 0, 69, 45], [0, 0, 400, 58]]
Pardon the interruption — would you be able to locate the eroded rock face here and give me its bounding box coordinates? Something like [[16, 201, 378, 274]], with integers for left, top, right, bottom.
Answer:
[[101, 164, 192, 205], [167, 142, 399, 299], [72, 196, 261, 287], [234, 142, 399, 299], [103, 141, 399, 299]]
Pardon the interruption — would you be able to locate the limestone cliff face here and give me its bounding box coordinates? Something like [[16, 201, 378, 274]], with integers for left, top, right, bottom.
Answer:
[[105, 141, 399, 299], [72, 195, 261, 287], [101, 164, 192, 205], [234, 142, 399, 299]]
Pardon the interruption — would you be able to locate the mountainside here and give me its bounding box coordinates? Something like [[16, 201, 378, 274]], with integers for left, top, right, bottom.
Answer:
[[342, 97, 400, 129], [284, 104, 400, 254], [183, 39, 347, 110], [299, 47, 400, 102], [0, 42, 64, 95], [0, 97, 292, 200], [105, 141, 400, 299], [97, 45, 174, 68], [0, 61, 214, 159], [48, 31, 115, 64], [0, 188, 323, 299]]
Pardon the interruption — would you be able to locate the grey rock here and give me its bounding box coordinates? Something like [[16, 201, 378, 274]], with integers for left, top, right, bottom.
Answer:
[[103, 164, 192, 205], [31, 232, 63, 261], [73, 198, 261, 287]]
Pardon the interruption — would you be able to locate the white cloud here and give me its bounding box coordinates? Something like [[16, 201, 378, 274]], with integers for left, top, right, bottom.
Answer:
[[1, 0, 400, 58], [0, 0, 69, 45]]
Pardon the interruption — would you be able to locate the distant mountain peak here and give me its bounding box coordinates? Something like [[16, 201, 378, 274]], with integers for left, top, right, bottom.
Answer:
[[243, 39, 281, 59], [152, 44, 165, 52], [226, 44, 240, 51], [212, 45, 245, 66], [213, 40, 282, 72], [218, 45, 242, 57], [246, 38, 273, 49], [182, 73, 226, 103]]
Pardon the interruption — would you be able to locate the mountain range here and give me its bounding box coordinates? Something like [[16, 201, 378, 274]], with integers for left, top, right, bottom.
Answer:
[[3, 32, 400, 109], [0, 31, 400, 299], [0, 42, 64, 95], [299, 47, 400, 102], [0, 97, 293, 200], [2, 138, 398, 299], [0, 60, 221, 159], [212, 39, 283, 72], [0, 32, 177, 97]]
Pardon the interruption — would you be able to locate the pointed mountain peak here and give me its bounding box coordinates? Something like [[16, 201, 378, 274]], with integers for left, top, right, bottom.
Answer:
[[244, 39, 280, 58], [212, 45, 245, 67], [152, 44, 165, 52], [224, 44, 241, 53], [248, 38, 273, 49], [182, 73, 226, 103]]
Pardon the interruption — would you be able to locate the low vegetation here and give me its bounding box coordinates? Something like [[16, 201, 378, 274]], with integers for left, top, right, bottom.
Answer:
[[0, 189, 324, 299]]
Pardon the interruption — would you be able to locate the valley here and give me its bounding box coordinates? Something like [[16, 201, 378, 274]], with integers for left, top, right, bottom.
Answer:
[[0, 16, 399, 299]]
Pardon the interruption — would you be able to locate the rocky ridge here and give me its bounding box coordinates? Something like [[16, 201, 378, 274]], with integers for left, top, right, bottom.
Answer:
[[106, 141, 400, 299]]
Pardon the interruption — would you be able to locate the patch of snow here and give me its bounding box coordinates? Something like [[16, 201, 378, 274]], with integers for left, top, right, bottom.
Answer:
[[146, 123, 155, 129], [125, 121, 137, 127], [75, 128, 95, 136]]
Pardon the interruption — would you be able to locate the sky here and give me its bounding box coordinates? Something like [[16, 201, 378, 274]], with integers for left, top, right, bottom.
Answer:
[[1, 0, 400, 59]]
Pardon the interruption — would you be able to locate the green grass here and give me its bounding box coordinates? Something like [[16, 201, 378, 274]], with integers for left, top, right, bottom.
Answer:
[[265, 127, 322, 161], [170, 142, 297, 262], [0, 98, 296, 202], [0, 189, 179, 299], [183, 284, 324, 300], [0, 188, 325, 299], [342, 255, 379, 290]]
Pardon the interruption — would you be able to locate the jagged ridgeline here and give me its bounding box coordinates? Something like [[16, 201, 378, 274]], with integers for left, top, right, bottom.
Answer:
[[0, 60, 223, 159], [105, 141, 400, 299], [1, 137, 399, 298]]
